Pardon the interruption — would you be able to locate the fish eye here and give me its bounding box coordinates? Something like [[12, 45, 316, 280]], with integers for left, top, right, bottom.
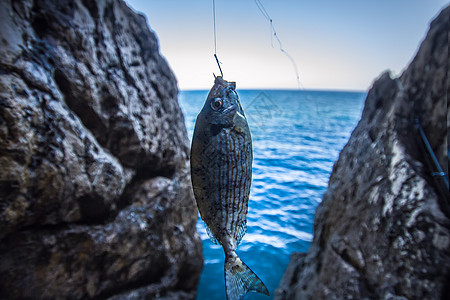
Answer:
[[211, 98, 223, 110]]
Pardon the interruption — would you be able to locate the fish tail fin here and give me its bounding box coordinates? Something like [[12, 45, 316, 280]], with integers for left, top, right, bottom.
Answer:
[[224, 251, 269, 300]]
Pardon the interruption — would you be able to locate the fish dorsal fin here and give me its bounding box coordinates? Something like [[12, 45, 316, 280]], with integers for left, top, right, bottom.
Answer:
[[206, 224, 219, 245]]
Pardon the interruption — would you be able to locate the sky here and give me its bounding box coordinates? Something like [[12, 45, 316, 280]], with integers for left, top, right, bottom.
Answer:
[[124, 0, 448, 91]]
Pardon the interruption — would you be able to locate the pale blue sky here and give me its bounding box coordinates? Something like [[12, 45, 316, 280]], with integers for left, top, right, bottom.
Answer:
[[125, 0, 448, 90]]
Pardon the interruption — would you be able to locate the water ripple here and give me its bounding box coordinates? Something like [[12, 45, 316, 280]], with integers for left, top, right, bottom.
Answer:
[[181, 90, 365, 299]]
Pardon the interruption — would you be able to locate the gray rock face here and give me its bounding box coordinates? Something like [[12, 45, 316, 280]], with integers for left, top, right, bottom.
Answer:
[[0, 0, 202, 299], [276, 6, 449, 300]]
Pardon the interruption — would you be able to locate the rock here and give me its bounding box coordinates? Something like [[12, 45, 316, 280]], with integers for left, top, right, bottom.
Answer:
[[0, 0, 202, 299], [276, 5, 449, 300]]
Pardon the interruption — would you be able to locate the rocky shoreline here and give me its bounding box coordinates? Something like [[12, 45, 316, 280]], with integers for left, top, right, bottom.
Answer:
[[1, 1, 448, 299], [0, 0, 202, 299], [276, 5, 449, 300]]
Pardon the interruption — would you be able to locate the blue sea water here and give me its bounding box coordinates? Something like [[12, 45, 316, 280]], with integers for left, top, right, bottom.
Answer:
[[179, 89, 366, 300]]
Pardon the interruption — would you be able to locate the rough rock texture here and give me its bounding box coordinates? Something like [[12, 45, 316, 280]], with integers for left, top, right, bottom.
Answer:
[[0, 0, 202, 299], [276, 6, 449, 300]]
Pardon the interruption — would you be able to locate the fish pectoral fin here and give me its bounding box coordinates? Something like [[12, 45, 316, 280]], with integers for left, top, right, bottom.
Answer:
[[224, 252, 269, 300], [205, 224, 219, 245], [233, 125, 244, 133]]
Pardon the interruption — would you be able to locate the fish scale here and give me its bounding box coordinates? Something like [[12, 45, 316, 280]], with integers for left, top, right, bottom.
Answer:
[[199, 127, 250, 246], [190, 76, 269, 300]]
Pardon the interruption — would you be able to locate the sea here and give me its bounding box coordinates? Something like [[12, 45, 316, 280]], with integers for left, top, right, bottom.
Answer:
[[178, 89, 366, 300]]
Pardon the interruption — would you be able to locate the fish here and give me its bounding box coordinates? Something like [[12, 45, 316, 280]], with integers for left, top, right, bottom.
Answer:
[[190, 76, 269, 300]]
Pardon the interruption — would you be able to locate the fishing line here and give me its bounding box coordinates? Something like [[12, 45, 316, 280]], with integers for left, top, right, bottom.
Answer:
[[255, 0, 273, 47], [212, 0, 223, 77], [254, 0, 301, 89]]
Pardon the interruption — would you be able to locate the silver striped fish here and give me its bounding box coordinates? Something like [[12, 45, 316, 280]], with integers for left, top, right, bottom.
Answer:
[[190, 76, 269, 300]]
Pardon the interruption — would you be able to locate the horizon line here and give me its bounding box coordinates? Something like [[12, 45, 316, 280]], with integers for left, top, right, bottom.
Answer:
[[179, 87, 368, 93]]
